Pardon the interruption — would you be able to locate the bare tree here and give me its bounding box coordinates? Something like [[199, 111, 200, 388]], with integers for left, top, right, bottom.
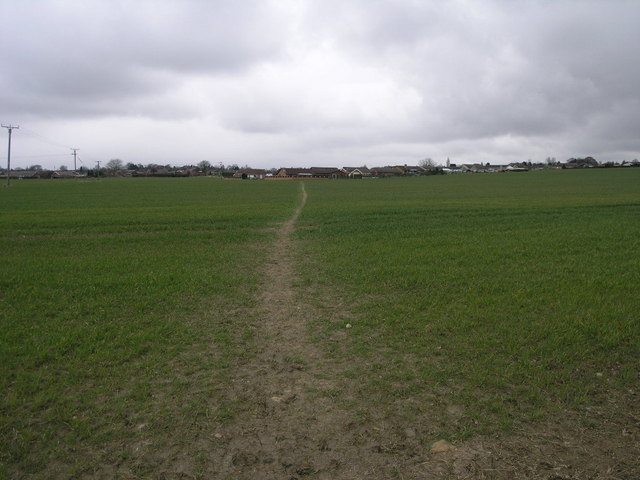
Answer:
[[419, 158, 437, 170], [106, 159, 124, 171], [198, 160, 212, 171]]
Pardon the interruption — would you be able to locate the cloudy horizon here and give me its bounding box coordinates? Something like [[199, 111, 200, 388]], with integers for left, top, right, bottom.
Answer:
[[2, 0, 639, 170]]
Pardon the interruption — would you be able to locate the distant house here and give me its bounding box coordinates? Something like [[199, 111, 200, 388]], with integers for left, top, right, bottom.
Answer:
[[461, 163, 506, 173], [52, 170, 86, 179], [343, 166, 372, 178], [393, 165, 426, 175], [275, 167, 344, 179], [370, 167, 403, 177], [233, 169, 267, 179], [460, 164, 480, 173], [310, 167, 345, 179], [276, 168, 314, 178], [1, 170, 44, 179], [151, 167, 173, 176], [564, 157, 599, 168]]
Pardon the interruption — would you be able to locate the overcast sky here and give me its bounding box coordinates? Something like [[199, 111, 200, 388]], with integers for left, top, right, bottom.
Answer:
[[2, 0, 639, 170]]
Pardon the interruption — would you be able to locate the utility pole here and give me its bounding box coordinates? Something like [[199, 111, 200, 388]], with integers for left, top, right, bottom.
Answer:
[[71, 148, 79, 171], [96, 161, 101, 177], [2, 124, 19, 187]]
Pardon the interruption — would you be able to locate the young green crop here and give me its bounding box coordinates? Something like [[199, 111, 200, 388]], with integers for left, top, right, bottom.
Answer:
[[298, 169, 639, 438], [0, 177, 299, 477], [1, 171, 638, 476]]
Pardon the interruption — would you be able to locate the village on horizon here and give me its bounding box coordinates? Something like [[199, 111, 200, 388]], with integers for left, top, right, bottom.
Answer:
[[1, 156, 639, 180]]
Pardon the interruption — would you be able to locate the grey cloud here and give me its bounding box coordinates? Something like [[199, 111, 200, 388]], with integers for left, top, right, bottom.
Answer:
[[0, 0, 287, 118], [300, 0, 640, 149], [2, 0, 639, 167]]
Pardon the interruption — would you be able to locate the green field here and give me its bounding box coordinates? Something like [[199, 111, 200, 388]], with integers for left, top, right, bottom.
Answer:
[[0, 178, 300, 477], [298, 169, 639, 436], [1, 170, 638, 477]]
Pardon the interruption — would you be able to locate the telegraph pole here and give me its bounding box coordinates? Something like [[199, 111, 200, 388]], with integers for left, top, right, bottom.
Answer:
[[2, 124, 19, 187], [71, 148, 79, 171]]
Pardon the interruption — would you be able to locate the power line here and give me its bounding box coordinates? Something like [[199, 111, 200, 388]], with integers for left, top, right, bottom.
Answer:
[[19, 126, 73, 150], [11, 153, 70, 159], [8, 126, 82, 170]]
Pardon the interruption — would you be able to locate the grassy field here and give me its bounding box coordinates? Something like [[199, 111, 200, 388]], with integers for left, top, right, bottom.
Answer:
[[298, 169, 639, 437], [0, 177, 299, 477], [1, 170, 638, 477]]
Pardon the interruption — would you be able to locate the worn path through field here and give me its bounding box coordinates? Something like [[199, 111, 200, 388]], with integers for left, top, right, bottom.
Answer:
[[210, 182, 427, 479], [205, 181, 639, 480], [205, 181, 640, 480], [211, 181, 356, 478], [208, 182, 497, 479]]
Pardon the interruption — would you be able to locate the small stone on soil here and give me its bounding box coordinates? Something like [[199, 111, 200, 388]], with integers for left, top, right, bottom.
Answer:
[[430, 439, 456, 453]]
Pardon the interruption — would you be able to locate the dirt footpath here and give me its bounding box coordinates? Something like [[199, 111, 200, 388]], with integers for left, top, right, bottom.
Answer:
[[206, 182, 639, 480]]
